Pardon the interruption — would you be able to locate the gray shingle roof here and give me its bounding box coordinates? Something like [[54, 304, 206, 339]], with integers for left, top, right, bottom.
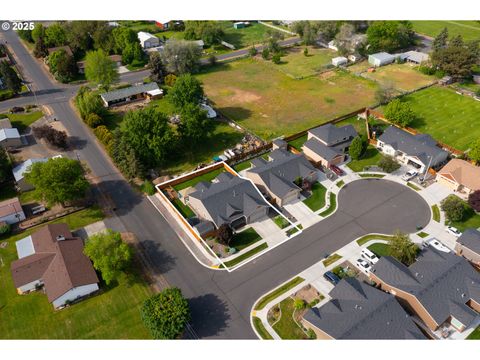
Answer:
[[378, 126, 448, 167], [100, 82, 160, 103], [302, 138, 342, 162], [188, 172, 269, 228], [457, 228, 480, 255], [308, 124, 357, 147], [304, 278, 425, 339], [371, 246, 480, 328], [247, 149, 317, 198]]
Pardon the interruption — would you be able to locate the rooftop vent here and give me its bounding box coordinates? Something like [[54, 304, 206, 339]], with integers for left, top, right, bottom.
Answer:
[[56, 235, 66, 241]]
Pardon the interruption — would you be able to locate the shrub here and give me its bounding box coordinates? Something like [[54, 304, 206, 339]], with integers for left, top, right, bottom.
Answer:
[[293, 298, 306, 310], [93, 125, 113, 146], [378, 155, 400, 173], [32, 124, 68, 149], [272, 53, 281, 64], [468, 190, 480, 212], [261, 48, 270, 60], [216, 223, 233, 246], [349, 136, 365, 160], [307, 328, 316, 339], [0, 89, 14, 101], [141, 180, 156, 195], [441, 195, 466, 222], [164, 74, 177, 87], [303, 47, 309, 56], [85, 113, 103, 128], [384, 99, 417, 127], [418, 65, 435, 75], [248, 46, 257, 57], [0, 222, 10, 235]]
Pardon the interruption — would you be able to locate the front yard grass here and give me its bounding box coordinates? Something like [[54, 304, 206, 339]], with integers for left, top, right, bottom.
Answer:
[[467, 326, 480, 339], [1, 110, 43, 132], [347, 145, 382, 172], [450, 206, 480, 232], [230, 227, 262, 251], [322, 253, 341, 267], [336, 180, 345, 188], [319, 193, 337, 217], [254, 276, 305, 310], [356, 234, 393, 246], [273, 215, 290, 229], [197, 59, 379, 140], [271, 297, 308, 339], [407, 182, 421, 191], [222, 242, 268, 268], [417, 231, 429, 238], [302, 182, 327, 211], [432, 205, 441, 222], [252, 316, 273, 339], [368, 243, 390, 258]]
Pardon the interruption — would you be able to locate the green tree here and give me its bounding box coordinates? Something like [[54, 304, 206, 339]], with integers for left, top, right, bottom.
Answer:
[[217, 223, 233, 246], [47, 49, 77, 82], [148, 52, 165, 83], [122, 41, 144, 65], [32, 23, 46, 43], [159, 40, 202, 75], [388, 231, 419, 266], [433, 27, 449, 51], [168, 74, 204, 109], [366, 21, 415, 53], [375, 81, 396, 105], [334, 23, 357, 55], [441, 195, 466, 222], [303, 47, 309, 56], [384, 99, 417, 127], [378, 155, 400, 173], [44, 23, 67, 47], [248, 46, 258, 57], [431, 35, 479, 78], [112, 27, 139, 55], [348, 136, 364, 160], [0, 61, 22, 94], [184, 21, 224, 47], [469, 139, 480, 164], [179, 103, 212, 149], [24, 158, 89, 206], [141, 288, 191, 339], [84, 229, 132, 285], [110, 129, 146, 179], [0, 149, 10, 183], [33, 36, 48, 58], [85, 49, 119, 90], [75, 87, 105, 119], [261, 47, 270, 60], [272, 53, 281, 64]]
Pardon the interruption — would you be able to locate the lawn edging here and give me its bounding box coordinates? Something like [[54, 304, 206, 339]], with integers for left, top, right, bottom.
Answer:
[[254, 276, 305, 311], [356, 233, 394, 246]]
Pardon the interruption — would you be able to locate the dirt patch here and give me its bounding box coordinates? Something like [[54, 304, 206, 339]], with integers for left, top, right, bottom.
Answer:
[[229, 88, 261, 103], [318, 70, 337, 80], [293, 284, 322, 303]]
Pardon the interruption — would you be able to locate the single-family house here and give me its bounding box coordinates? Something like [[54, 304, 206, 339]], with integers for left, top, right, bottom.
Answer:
[[436, 159, 480, 195], [245, 149, 318, 206], [303, 278, 425, 339], [186, 172, 270, 230], [12, 158, 49, 192], [368, 52, 395, 67], [302, 123, 357, 168], [0, 197, 26, 225], [370, 246, 480, 333], [456, 229, 480, 267], [399, 50, 429, 64], [0, 127, 22, 149], [377, 126, 448, 172], [100, 82, 163, 107], [137, 32, 160, 49], [76, 54, 122, 74], [332, 56, 348, 67], [11, 223, 99, 309]]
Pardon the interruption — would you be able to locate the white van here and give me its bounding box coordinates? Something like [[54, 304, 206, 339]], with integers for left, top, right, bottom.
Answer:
[[361, 248, 379, 265]]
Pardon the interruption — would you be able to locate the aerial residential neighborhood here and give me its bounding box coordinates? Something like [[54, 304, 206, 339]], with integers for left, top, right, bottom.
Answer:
[[1, 5, 480, 356]]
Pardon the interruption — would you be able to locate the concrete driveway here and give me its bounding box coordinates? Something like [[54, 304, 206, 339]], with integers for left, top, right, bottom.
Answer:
[[284, 200, 319, 228], [249, 217, 288, 247]]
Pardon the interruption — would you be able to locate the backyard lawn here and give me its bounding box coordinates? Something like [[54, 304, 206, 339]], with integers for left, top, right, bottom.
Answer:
[[197, 59, 378, 140], [347, 145, 382, 172], [0, 111, 43, 132], [171, 198, 195, 219], [411, 21, 480, 42], [271, 297, 308, 340], [302, 182, 327, 211], [230, 227, 262, 251], [387, 86, 480, 151], [368, 243, 391, 258], [334, 116, 368, 138], [288, 134, 308, 150], [172, 167, 226, 191]]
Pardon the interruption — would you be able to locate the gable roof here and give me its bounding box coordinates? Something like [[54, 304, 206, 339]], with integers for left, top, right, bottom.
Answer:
[[438, 159, 480, 191], [188, 172, 269, 228], [247, 149, 316, 198], [457, 228, 480, 255], [308, 124, 357, 146], [10, 223, 99, 303], [12, 158, 49, 182], [0, 128, 20, 142], [304, 278, 425, 339], [371, 246, 480, 327], [369, 52, 395, 62], [0, 197, 23, 219], [303, 138, 343, 162], [100, 82, 160, 103], [378, 126, 448, 167]]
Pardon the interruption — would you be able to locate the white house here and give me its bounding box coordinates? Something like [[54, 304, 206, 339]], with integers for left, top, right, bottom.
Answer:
[[0, 197, 26, 225], [137, 32, 160, 49]]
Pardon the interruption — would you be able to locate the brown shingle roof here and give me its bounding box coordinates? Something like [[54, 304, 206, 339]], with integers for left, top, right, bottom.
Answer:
[[0, 197, 23, 218], [438, 159, 480, 191], [10, 223, 99, 302]]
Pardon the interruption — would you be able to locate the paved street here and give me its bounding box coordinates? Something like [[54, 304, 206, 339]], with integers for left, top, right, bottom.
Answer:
[[0, 30, 431, 339]]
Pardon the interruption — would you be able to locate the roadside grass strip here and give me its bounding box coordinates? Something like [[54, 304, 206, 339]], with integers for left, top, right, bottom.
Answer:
[[322, 253, 342, 267], [467, 326, 480, 340], [431, 205, 441, 222], [407, 182, 421, 191], [222, 243, 268, 269], [358, 173, 385, 178], [252, 316, 273, 339], [254, 276, 305, 310], [319, 193, 337, 217], [336, 180, 345, 188], [273, 215, 290, 229], [417, 231, 429, 238], [356, 234, 394, 246]]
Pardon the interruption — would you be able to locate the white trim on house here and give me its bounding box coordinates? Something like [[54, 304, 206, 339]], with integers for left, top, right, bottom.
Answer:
[[52, 283, 99, 308]]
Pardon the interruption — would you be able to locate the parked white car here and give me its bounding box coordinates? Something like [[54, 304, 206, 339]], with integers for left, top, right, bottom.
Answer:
[[446, 226, 462, 237], [356, 258, 372, 274], [361, 248, 379, 264], [402, 170, 418, 181]]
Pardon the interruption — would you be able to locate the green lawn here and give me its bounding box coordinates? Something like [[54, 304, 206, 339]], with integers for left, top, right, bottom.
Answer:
[[254, 276, 305, 310], [347, 145, 382, 172], [407, 182, 421, 191], [411, 21, 480, 42], [173, 167, 226, 191], [18, 190, 39, 204], [197, 59, 379, 140], [334, 116, 368, 138], [273, 215, 290, 229], [358, 173, 385, 178], [322, 253, 342, 267], [432, 205, 441, 223], [356, 234, 393, 246], [368, 243, 390, 257], [467, 326, 480, 339], [1, 111, 43, 132], [450, 206, 480, 232], [232, 152, 270, 172], [319, 193, 337, 217], [388, 86, 480, 151], [336, 180, 345, 188], [222, 242, 268, 268], [230, 227, 262, 251], [302, 182, 327, 212], [252, 316, 273, 339], [269, 46, 336, 79], [272, 297, 308, 340], [171, 198, 195, 219], [0, 207, 152, 339], [287, 134, 308, 151], [126, 59, 148, 71], [417, 231, 429, 238], [220, 21, 277, 49]]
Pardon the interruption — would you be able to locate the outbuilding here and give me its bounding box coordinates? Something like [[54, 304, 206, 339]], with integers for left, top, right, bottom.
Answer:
[[0, 197, 26, 225], [368, 52, 395, 67], [137, 32, 161, 49], [0, 128, 22, 149], [332, 56, 348, 67]]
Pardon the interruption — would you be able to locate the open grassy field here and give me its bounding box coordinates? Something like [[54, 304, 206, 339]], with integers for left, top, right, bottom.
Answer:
[[362, 63, 436, 92], [383, 86, 480, 151], [411, 21, 480, 41], [197, 59, 378, 140], [268, 46, 336, 79], [220, 21, 276, 49], [0, 207, 153, 339]]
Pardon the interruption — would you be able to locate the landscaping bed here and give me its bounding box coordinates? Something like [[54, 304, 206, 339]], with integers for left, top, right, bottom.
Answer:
[[319, 193, 337, 217]]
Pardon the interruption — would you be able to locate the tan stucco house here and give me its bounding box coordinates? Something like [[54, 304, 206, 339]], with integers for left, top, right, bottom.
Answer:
[[437, 159, 480, 195]]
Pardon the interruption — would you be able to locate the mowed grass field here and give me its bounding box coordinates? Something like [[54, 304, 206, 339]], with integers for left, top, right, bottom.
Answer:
[[361, 63, 436, 92], [382, 86, 480, 151], [411, 21, 480, 41], [197, 58, 379, 140]]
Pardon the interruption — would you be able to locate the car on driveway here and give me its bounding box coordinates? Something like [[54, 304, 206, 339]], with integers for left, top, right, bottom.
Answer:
[[356, 258, 372, 274], [402, 170, 418, 181], [323, 271, 341, 285], [446, 226, 462, 237], [361, 248, 379, 264], [330, 164, 344, 176]]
